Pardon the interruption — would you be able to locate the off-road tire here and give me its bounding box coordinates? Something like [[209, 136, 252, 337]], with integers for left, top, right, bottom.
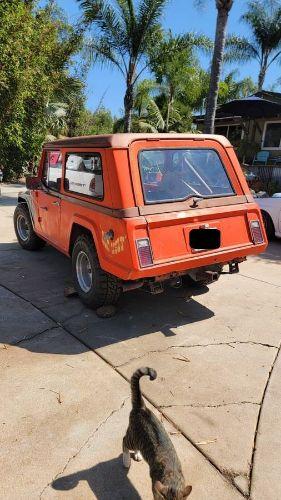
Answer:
[[261, 210, 275, 240], [72, 234, 122, 309], [14, 204, 46, 250]]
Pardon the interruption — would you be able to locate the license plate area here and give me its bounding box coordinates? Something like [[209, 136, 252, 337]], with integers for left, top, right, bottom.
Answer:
[[189, 228, 221, 252]]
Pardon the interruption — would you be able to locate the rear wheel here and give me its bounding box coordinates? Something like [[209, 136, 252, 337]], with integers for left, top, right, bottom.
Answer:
[[72, 234, 121, 309], [14, 204, 46, 250], [262, 211, 275, 240]]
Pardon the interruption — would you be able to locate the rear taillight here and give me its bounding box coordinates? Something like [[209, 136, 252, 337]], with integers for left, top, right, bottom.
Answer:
[[136, 238, 153, 267], [250, 220, 264, 244]]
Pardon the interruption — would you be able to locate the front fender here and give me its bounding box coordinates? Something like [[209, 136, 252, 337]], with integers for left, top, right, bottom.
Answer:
[[18, 191, 36, 228]]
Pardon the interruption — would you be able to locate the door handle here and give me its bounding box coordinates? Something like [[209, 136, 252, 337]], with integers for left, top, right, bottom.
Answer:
[[40, 206, 48, 211], [52, 200, 60, 206]]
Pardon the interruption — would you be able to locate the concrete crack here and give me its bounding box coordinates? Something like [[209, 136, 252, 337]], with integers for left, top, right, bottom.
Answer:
[[61, 308, 87, 325], [0, 326, 58, 351], [159, 401, 260, 409], [249, 343, 281, 497], [115, 341, 277, 368], [39, 396, 129, 499], [238, 273, 281, 289]]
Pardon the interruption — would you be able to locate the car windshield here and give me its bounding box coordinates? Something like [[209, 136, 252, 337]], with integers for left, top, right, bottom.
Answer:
[[139, 148, 234, 204]]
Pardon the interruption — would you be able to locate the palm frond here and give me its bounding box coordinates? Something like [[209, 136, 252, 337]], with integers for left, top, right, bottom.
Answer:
[[180, 32, 213, 52], [116, 0, 137, 50], [146, 98, 165, 130], [79, 0, 126, 49], [86, 36, 125, 75], [137, 120, 158, 132], [241, 1, 281, 56], [134, 0, 167, 57], [224, 35, 258, 63]]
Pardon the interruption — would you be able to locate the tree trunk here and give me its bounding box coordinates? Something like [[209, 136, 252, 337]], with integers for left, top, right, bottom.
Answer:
[[124, 83, 134, 133], [124, 63, 135, 133], [258, 57, 268, 91], [166, 89, 173, 133], [204, 3, 232, 134]]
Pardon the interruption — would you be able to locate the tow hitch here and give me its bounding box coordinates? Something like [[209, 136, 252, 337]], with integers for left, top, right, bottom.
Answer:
[[229, 262, 239, 274]]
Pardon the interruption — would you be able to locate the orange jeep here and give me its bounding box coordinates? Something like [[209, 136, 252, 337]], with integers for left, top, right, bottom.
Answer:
[[14, 134, 267, 309]]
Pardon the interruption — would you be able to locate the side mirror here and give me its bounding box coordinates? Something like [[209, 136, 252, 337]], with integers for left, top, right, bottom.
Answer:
[[26, 176, 42, 190]]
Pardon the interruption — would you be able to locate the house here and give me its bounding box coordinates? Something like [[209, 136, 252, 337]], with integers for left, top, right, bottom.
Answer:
[[194, 91, 281, 190]]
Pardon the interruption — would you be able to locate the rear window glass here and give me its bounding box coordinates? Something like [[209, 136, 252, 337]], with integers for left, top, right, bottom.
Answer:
[[139, 149, 234, 204], [65, 153, 103, 198]]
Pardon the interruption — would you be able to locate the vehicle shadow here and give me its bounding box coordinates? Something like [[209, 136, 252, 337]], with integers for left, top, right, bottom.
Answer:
[[253, 241, 281, 265], [0, 243, 215, 354], [51, 456, 142, 499]]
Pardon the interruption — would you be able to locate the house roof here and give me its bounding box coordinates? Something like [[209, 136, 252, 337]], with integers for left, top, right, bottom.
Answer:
[[254, 90, 281, 104], [194, 91, 281, 123], [218, 96, 281, 119], [44, 133, 232, 149]]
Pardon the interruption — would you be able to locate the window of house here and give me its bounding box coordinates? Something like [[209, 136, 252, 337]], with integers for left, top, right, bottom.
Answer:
[[65, 153, 103, 198], [42, 151, 62, 191], [215, 125, 243, 146], [263, 122, 281, 149], [215, 126, 228, 137]]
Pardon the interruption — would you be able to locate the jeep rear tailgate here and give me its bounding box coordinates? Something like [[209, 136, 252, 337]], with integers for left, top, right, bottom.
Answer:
[[145, 202, 264, 264]]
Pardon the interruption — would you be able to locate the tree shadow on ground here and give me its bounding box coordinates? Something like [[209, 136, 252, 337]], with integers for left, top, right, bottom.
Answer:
[[52, 456, 142, 500], [0, 193, 18, 208]]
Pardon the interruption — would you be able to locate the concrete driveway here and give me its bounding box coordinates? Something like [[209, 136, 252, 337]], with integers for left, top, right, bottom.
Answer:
[[1, 183, 281, 500]]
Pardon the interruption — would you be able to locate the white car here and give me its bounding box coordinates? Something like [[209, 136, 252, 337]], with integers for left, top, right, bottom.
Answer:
[[256, 196, 281, 239]]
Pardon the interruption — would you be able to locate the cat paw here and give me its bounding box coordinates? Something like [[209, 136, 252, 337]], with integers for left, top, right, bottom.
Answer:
[[134, 451, 143, 462]]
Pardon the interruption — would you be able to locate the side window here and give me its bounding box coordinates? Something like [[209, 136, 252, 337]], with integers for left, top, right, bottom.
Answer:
[[42, 151, 62, 191], [64, 153, 104, 199]]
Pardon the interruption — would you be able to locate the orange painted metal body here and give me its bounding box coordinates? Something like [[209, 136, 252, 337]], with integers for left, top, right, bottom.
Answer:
[[30, 134, 267, 281]]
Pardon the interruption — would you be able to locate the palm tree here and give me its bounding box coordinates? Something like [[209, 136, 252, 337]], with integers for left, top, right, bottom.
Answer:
[[79, 0, 167, 132], [241, 0, 281, 91], [218, 70, 257, 104], [149, 32, 212, 132], [113, 79, 186, 132], [196, 0, 234, 133]]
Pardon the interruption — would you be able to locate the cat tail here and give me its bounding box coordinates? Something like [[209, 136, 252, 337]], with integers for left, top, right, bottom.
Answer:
[[131, 367, 157, 410]]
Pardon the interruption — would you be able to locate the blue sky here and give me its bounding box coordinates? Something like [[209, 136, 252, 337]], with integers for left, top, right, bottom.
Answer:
[[45, 0, 280, 116]]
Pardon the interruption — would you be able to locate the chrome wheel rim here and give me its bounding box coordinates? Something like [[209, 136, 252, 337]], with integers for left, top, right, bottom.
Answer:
[[17, 214, 29, 242], [76, 251, 93, 293]]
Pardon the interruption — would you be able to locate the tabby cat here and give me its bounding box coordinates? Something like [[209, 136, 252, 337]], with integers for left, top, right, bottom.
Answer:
[[123, 367, 192, 499]]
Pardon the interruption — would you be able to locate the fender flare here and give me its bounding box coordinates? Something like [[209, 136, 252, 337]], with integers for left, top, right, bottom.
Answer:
[[17, 191, 36, 228], [68, 215, 103, 259]]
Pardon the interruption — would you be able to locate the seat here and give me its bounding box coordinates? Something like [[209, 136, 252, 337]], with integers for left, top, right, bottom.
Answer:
[[252, 151, 270, 165]]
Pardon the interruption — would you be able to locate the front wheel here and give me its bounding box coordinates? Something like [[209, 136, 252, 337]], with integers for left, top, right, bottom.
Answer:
[[14, 204, 46, 250], [72, 234, 121, 309]]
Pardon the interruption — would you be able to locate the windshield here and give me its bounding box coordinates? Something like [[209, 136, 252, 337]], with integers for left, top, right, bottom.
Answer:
[[139, 148, 234, 204]]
